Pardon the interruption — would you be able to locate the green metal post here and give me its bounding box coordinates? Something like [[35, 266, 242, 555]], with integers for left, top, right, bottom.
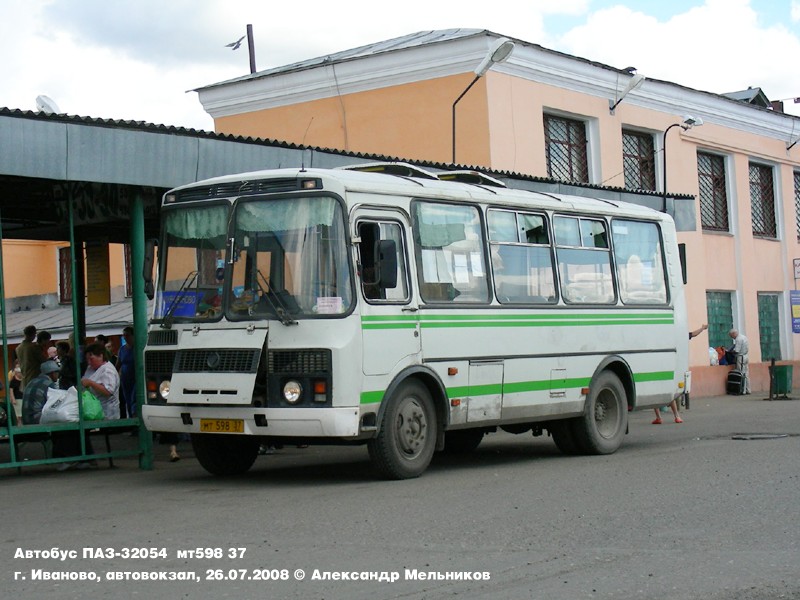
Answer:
[[131, 193, 153, 469]]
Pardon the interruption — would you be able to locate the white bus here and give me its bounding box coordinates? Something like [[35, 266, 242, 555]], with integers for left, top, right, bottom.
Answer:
[[141, 163, 689, 479]]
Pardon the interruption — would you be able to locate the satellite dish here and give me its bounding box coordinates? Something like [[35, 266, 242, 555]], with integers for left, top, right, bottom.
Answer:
[[35, 95, 60, 114]]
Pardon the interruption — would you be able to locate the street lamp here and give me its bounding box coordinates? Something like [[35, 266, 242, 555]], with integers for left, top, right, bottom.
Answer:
[[452, 37, 515, 163], [662, 115, 703, 210]]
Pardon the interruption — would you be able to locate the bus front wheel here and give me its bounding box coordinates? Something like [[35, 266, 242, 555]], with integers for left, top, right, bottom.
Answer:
[[368, 380, 437, 479], [191, 433, 260, 476], [571, 371, 627, 455]]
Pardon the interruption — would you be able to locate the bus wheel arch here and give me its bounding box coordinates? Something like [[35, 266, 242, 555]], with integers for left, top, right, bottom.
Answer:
[[368, 369, 446, 479]]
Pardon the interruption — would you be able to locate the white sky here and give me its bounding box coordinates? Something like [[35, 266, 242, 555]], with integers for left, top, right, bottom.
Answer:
[[2, 0, 800, 131]]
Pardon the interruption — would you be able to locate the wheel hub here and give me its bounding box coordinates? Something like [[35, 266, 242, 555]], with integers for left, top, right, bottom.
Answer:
[[397, 399, 427, 457]]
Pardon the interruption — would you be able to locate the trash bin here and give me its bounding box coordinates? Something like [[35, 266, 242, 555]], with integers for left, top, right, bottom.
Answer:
[[772, 364, 792, 395]]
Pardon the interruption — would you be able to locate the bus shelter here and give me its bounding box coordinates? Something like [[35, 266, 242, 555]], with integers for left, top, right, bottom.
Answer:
[[0, 108, 352, 472]]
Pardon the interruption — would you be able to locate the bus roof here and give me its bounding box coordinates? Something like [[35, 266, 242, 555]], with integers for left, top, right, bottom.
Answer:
[[166, 165, 673, 223]]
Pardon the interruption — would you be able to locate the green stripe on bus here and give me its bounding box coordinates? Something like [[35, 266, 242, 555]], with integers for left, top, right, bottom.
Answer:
[[361, 312, 673, 330], [361, 371, 675, 404]]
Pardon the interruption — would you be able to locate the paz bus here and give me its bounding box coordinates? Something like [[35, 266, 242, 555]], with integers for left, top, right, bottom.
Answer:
[[141, 163, 689, 479]]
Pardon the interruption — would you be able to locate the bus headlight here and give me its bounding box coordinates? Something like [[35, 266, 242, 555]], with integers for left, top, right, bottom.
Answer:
[[283, 380, 302, 404], [159, 379, 171, 400]]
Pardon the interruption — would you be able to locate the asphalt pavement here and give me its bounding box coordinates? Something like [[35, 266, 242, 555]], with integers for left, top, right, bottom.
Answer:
[[2, 391, 799, 600]]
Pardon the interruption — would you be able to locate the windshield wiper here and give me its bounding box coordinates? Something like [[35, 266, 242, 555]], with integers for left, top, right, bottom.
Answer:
[[160, 271, 198, 329], [256, 269, 297, 326]]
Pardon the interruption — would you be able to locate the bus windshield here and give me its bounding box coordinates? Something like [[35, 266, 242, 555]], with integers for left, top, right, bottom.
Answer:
[[155, 203, 229, 323], [226, 196, 353, 320], [154, 196, 353, 323]]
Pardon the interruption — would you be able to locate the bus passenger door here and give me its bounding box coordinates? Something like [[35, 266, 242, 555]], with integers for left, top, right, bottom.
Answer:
[[355, 213, 420, 375]]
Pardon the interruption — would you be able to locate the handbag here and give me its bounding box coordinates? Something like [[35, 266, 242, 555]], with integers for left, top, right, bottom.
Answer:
[[81, 389, 105, 421]]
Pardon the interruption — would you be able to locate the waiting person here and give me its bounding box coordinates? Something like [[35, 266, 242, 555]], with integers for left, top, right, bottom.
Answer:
[[36, 330, 53, 360], [56, 341, 78, 390], [653, 324, 706, 424], [8, 364, 23, 425], [116, 326, 136, 418], [95, 334, 118, 366], [21, 360, 60, 424], [81, 342, 120, 420], [729, 329, 751, 394], [16, 325, 43, 390]]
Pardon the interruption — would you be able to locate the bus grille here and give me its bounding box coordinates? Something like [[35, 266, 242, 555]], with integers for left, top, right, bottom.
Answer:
[[145, 350, 177, 373], [268, 350, 331, 374], [176, 349, 259, 373], [147, 330, 178, 346]]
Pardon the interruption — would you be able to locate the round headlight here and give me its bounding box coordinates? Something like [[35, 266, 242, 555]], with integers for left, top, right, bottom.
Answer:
[[159, 379, 171, 400], [283, 380, 302, 404]]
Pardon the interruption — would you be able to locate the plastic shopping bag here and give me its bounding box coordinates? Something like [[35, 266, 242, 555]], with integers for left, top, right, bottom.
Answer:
[[81, 389, 105, 421], [40, 387, 80, 423]]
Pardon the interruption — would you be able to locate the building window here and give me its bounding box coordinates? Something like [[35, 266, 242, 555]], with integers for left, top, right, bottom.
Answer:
[[58, 246, 73, 304], [706, 291, 733, 349], [124, 244, 133, 297], [698, 152, 729, 231], [750, 162, 777, 238], [622, 130, 655, 191], [794, 170, 800, 241], [544, 115, 589, 183], [757, 293, 781, 361]]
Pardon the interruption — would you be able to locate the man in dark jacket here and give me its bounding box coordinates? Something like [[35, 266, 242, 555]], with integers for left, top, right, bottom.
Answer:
[[21, 360, 60, 424]]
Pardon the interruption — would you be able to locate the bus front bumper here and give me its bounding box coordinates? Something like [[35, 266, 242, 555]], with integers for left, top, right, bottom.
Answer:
[[142, 405, 364, 439]]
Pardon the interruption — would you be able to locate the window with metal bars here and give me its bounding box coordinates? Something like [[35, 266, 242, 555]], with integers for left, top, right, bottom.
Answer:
[[622, 130, 655, 190], [794, 171, 800, 241], [697, 152, 729, 231], [757, 293, 781, 361], [750, 163, 777, 238], [706, 291, 733, 349], [544, 115, 589, 183]]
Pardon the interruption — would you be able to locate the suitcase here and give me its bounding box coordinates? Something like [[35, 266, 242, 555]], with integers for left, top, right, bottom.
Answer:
[[726, 369, 745, 395]]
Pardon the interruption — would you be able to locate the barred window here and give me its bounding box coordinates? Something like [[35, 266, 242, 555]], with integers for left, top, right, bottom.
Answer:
[[757, 293, 781, 361], [750, 163, 777, 238], [544, 115, 589, 183], [794, 171, 800, 241], [698, 152, 729, 231], [706, 291, 733, 349], [622, 130, 655, 191]]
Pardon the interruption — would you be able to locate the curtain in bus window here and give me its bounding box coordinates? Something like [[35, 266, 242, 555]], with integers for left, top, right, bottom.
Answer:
[[232, 197, 351, 315], [612, 220, 667, 304], [165, 205, 228, 240], [414, 202, 488, 303]]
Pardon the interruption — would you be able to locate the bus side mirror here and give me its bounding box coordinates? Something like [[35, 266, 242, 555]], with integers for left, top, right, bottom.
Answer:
[[143, 238, 157, 300], [678, 243, 687, 285], [377, 239, 398, 289]]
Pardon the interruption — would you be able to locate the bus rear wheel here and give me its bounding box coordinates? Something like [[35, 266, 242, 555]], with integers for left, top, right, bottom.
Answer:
[[368, 380, 436, 479], [571, 371, 627, 455], [191, 433, 260, 476]]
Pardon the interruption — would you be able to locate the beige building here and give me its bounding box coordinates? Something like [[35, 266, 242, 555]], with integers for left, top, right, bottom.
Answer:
[[196, 29, 800, 396]]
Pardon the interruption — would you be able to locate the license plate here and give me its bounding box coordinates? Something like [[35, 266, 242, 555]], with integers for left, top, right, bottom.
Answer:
[[199, 419, 244, 433]]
